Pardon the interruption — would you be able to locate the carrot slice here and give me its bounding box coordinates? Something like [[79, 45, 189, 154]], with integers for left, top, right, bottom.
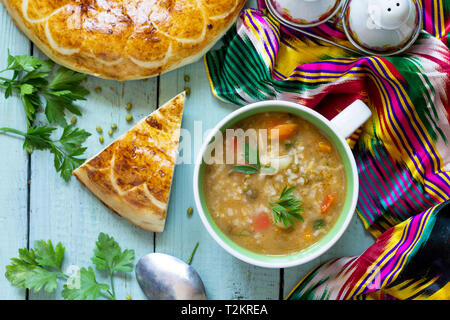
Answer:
[[266, 119, 284, 128], [302, 228, 313, 241], [318, 142, 332, 153], [269, 123, 299, 141], [253, 212, 271, 232], [321, 194, 336, 214]]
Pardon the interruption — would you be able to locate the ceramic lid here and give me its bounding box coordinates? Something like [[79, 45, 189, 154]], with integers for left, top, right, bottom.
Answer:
[[343, 0, 422, 55], [266, 0, 342, 27]]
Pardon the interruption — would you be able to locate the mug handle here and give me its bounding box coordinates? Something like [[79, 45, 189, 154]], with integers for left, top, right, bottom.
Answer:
[[330, 99, 372, 139]]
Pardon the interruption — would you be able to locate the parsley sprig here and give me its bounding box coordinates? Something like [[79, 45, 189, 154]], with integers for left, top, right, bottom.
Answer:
[[0, 125, 91, 181], [0, 52, 91, 181], [89, 233, 135, 300], [0, 51, 89, 127], [232, 142, 275, 174], [269, 186, 304, 228], [5, 233, 135, 300]]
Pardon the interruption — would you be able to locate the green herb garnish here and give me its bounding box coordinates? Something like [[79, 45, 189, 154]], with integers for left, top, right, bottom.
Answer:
[[285, 143, 295, 150], [186, 242, 199, 265], [0, 52, 91, 181], [269, 186, 304, 228], [0, 124, 91, 181], [5, 233, 134, 300], [232, 142, 275, 175], [232, 165, 260, 174], [0, 51, 89, 127], [313, 219, 326, 230]]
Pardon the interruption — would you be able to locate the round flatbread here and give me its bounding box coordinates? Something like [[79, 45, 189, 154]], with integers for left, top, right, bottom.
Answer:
[[1, 0, 245, 80]]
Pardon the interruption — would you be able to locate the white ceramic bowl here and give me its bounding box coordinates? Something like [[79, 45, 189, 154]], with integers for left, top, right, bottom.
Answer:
[[193, 100, 372, 268]]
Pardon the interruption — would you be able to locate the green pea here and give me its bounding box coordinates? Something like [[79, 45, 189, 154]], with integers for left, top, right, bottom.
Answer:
[[184, 75, 190, 82], [125, 103, 132, 111], [108, 130, 113, 136], [111, 124, 117, 130], [126, 115, 133, 122], [187, 207, 194, 215], [70, 117, 77, 125], [99, 136, 104, 144], [184, 87, 191, 96], [96, 126, 103, 134]]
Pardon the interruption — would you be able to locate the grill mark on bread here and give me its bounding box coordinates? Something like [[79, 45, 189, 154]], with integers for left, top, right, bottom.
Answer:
[[146, 116, 162, 130]]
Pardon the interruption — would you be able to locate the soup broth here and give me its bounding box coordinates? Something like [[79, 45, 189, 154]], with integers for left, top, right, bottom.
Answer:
[[203, 112, 346, 255]]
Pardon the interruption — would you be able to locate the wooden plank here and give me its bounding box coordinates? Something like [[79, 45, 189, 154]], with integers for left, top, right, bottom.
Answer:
[[0, 5, 31, 300], [28, 48, 158, 299], [158, 60, 280, 300], [283, 215, 374, 298]]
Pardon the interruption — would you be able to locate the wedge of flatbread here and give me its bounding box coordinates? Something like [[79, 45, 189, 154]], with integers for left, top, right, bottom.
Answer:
[[73, 92, 185, 232]]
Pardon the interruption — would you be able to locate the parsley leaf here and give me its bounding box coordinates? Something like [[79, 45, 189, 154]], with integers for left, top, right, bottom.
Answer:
[[232, 142, 275, 175], [5, 233, 135, 300], [61, 267, 110, 300], [24, 267, 60, 293], [59, 125, 91, 153], [33, 240, 65, 271], [90, 233, 135, 300], [5, 241, 65, 293], [0, 52, 88, 127], [6, 52, 42, 72], [45, 99, 69, 127], [269, 186, 304, 228], [91, 233, 135, 273], [0, 124, 91, 181]]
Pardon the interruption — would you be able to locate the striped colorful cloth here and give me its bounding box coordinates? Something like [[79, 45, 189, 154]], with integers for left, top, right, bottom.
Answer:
[[205, 0, 450, 300]]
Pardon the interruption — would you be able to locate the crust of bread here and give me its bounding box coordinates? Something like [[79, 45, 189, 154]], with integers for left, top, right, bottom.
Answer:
[[1, 0, 245, 80], [73, 92, 185, 232]]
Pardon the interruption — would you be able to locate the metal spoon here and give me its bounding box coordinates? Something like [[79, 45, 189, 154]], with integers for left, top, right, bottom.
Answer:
[[135, 253, 207, 300]]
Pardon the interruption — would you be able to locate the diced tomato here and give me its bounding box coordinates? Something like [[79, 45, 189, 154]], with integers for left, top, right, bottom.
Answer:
[[269, 124, 299, 141], [253, 212, 271, 232], [321, 194, 336, 214]]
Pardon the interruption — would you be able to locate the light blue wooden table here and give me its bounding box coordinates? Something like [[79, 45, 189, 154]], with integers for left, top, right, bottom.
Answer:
[[0, 1, 374, 300]]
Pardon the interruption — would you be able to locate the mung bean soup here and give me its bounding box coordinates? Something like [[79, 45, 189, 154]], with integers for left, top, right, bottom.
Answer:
[[203, 112, 346, 255]]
